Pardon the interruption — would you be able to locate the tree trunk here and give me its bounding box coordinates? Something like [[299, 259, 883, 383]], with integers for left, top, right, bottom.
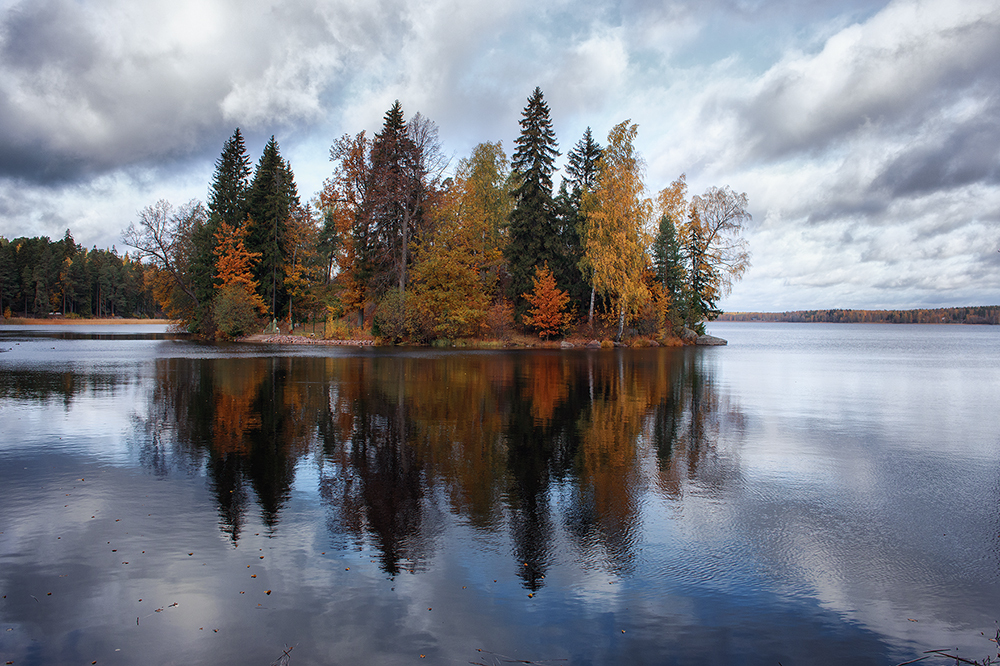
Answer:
[[616, 307, 625, 342], [588, 286, 595, 326]]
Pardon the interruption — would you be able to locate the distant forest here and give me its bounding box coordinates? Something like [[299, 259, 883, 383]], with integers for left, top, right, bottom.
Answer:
[[0, 231, 156, 319], [718, 307, 1000, 325]]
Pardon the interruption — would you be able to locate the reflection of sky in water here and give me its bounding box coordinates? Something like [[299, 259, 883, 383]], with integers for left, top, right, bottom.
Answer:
[[1, 324, 998, 665]]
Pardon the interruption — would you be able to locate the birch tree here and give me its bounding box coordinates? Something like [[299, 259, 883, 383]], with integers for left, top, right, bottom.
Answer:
[[583, 121, 652, 341]]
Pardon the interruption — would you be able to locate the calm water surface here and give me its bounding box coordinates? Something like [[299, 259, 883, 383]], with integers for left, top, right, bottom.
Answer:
[[0, 322, 997, 665]]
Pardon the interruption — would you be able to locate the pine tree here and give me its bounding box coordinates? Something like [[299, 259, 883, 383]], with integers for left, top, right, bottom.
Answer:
[[505, 87, 560, 318], [245, 136, 300, 317]]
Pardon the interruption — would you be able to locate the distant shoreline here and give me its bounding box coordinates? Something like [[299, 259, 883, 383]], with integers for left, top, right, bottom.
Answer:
[[2, 318, 175, 326], [718, 306, 999, 325]]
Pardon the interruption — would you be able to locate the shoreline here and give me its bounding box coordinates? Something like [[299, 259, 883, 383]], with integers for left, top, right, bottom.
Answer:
[[2, 318, 174, 326], [1, 320, 713, 347]]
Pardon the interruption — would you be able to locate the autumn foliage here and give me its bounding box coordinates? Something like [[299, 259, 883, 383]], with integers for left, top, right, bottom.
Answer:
[[522, 263, 572, 339], [213, 221, 267, 337], [111, 89, 756, 343]]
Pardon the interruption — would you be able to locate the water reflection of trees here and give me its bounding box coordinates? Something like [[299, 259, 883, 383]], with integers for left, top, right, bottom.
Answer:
[[131, 347, 742, 585]]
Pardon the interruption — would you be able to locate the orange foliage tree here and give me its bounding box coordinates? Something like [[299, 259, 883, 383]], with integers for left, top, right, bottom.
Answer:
[[522, 262, 572, 339], [213, 221, 268, 337]]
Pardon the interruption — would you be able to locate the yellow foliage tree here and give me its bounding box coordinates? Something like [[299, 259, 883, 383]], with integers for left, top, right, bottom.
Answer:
[[409, 182, 490, 340], [584, 120, 652, 341]]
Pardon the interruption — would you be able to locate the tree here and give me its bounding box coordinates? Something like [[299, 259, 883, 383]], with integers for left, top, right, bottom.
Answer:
[[505, 87, 560, 316], [324, 130, 371, 326], [208, 128, 252, 230], [685, 185, 751, 328], [283, 204, 323, 327], [563, 127, 603, 323], [192, 128, 253, 318], [684, 209, 720, 330], [453, 141, 512, 298], [651, 214, 687, 331], [409, 177, 491, 341], [583, 120, 652, 342], [213, 221, 267, 338], [367, 100, 420, 297], [0, 237, 17, 316], [123, 199, 206, 327], [245, 136, 300, 317], [522, 263, 572, 339]]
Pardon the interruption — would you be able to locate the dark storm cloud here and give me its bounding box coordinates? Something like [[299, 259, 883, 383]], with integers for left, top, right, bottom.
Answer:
[[0, 0, 415, 185], [872, 100, 1000, 198], [0, 0, 231, 183]]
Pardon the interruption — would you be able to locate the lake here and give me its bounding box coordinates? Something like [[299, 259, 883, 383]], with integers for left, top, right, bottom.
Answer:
[[0, 322, 997, 665]]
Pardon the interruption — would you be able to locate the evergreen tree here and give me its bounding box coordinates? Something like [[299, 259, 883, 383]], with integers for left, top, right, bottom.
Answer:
[[366, 100, 422, 297], [0, 238, 15, 316], [565, 127, 602, 201], [189, 129, 252, 330], [652, 214, 687, 330], [245, 136, 300, 317], [505, 87, 560, 318], [685, 210, 720, 332], [561, 127, 603, 321], [208, 128, 252, 230]]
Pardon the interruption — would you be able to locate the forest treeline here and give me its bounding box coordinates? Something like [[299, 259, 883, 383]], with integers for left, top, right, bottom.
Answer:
[[718, 307, 1000, 325], [0, 231, 156, 319], [3, 88, 753, 341]]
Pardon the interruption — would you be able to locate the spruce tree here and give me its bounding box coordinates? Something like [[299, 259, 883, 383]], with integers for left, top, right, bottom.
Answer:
[[190, 129, 252, 331], [208, 128, 252, 230], [245, 136, 300, 317], [562, 127, 602, 321], [366, 100, 421, 297], [505, 87, 560, 317], [652, 214, 687, 331], [565, 127, 602, 201]]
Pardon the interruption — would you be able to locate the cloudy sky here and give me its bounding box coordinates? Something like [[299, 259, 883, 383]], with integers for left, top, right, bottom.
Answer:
[[1, 0, 997, 311]]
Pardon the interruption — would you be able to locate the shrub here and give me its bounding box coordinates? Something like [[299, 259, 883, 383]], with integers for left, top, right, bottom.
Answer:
[[214, 284, 262, 339]]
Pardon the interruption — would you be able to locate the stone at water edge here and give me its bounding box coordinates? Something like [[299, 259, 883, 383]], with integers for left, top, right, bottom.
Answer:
[[696, 334, 728, 346]]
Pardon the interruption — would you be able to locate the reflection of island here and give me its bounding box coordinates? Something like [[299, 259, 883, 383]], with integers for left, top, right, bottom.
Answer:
[[131, 348, 742, 585]]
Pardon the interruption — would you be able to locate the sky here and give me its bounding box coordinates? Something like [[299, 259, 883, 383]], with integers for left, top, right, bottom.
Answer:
[[0, 0, 998, 312]]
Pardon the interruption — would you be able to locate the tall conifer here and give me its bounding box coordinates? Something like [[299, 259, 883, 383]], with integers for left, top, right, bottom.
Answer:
[[561, 127, 602, 321], [245, 136, 300, 317], [191, 128, 252, 331], [652, 214, 687, 330], [505, 87, 560, 317], [367, 100, 421, 296]]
